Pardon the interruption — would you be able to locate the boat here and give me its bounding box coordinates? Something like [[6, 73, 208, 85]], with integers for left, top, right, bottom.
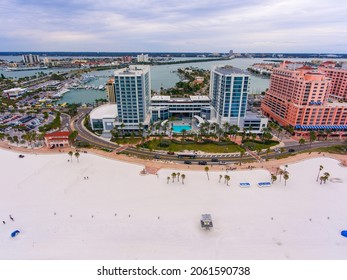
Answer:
[[52, 88, 70, 99]]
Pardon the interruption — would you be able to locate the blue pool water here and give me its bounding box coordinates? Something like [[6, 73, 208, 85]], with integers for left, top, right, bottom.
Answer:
[[172, 125, 192, 133]]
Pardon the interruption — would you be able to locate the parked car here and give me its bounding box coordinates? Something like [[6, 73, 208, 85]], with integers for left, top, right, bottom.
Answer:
[[184, 160, 192, 164], [18, 154, 25, 158], [219, 161, 227, 165], [198, 161, 207, 165], [167, 151, 175, 155], [288, 148, 295, 153], [154, 155, 161, 159], [211, 157, 219, 162]]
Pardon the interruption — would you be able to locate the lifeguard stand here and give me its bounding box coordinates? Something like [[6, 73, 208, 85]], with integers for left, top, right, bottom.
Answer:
[[201, 214, 213, 230]]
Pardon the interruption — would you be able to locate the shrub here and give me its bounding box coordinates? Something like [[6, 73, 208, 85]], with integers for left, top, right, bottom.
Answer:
[[159, 139, 171, 147]]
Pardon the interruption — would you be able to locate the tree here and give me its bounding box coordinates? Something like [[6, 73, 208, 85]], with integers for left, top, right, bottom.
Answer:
[[177, 172, 181, 182], [74, 152, 80, 163], [181, 129, 187, 141], [323, 172, 330, 184], [278, 169, 284, 182], [167, 176, 170, 184], [225, 175, 231, 186], [299, 138, 305, 146], [68, 151, 73, 162], [277, 127, 283, 140], [271, 174, 277, 184], [171, 172, 176, 183], [283, 172, 289, 186], [204, 166, 209, 180], [68, 130, 78, 144], [219, 174, 222, 183], [309, 131, 317, 146], [181, 174, 186, 185], [266, 147, 271, 159], [316, 165, 323, 182], [239, 150, 245, 166]]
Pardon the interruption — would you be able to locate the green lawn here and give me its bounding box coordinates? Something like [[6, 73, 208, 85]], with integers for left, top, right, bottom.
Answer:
[[242, 140, 279, 150], [304, 145, 347, 155], [141, 139, 242, 153], [113, 137, 142, 145]]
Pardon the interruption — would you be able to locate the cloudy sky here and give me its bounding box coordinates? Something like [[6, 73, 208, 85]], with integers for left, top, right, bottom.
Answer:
[[0, 0, 346, 53]]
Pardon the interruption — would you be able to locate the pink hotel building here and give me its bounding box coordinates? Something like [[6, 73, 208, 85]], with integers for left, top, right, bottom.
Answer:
[[261, 61, 347, 139]]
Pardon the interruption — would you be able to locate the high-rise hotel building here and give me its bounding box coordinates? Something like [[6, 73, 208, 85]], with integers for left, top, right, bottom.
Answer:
[[210, 66, 249, 127], [114, 65, 151, 129], [319, 62, 347, 101], [22, 54, 40, 65], [261, 61, 347, 137]]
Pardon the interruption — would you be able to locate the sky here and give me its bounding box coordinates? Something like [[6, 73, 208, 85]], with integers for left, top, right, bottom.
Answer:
[[0, 0, 346, 53]]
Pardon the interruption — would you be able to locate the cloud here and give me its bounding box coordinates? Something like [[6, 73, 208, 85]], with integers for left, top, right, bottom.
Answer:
[[0, 0, 346, 52]]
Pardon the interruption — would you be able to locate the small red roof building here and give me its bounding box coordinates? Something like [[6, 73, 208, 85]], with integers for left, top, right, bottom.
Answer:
[[44, 131, 70, 148]]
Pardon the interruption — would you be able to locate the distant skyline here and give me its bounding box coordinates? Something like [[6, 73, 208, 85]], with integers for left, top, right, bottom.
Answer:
[[1, 0, 346, 53]]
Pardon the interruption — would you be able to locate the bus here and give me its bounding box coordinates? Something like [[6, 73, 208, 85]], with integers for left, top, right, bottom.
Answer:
[[176, 152, 197, 159]]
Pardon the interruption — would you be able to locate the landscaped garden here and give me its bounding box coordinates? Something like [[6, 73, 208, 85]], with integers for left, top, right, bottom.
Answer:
[[139, 138, 243, 153]]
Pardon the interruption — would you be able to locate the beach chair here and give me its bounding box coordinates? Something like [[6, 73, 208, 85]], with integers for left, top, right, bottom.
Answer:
[[257, 182, 271, 188], [239, 182, 251, 188]]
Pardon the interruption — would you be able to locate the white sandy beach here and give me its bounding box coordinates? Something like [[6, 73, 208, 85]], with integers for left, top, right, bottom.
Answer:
[[0, 149, 347, 260]]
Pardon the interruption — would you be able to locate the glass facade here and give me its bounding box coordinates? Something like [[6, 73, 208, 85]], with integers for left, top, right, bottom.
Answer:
[[115, 66, 150, 125], [210, 66, 249, 125]]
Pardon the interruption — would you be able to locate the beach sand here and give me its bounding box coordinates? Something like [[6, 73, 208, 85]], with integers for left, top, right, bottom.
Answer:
[[0, 149, 346, 259]]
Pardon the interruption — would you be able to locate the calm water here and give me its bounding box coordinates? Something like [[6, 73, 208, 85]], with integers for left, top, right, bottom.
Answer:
[[2, 56, 346, 104], [150, 58, 270, 93]]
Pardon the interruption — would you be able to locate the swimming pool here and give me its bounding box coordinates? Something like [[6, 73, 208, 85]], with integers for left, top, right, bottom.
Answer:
[[172, 125, 192, 133]]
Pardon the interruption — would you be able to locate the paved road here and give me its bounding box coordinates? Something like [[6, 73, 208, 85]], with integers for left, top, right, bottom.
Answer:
[[72, 111, 345, 164], [72, 109, 120, 150], [61, 113, 71, 132]]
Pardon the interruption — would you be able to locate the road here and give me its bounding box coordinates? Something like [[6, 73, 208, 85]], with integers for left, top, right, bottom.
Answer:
[[72, 108, 120, 150], [71, 110, 345, 164]]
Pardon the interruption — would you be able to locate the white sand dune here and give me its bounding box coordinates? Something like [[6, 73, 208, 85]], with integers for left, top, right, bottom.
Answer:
[[0, 149, 347, 260]]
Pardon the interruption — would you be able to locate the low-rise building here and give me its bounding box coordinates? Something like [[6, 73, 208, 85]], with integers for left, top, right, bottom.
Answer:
[[44, 131, 70, 148], [89, 104, 118, 131], [3, 87, 27, 100]]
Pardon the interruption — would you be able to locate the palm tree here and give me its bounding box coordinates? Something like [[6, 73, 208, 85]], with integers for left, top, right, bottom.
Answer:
[[319, 176, 325, 184], [68, 151, 73, 162], [271, 174, 277, 184], [316, 165, 324, 182], [309, 131, 317, 146], [278, 169, 284, 182], [177, 172, 181, 182], [167, 176, 170, 184], [239, 150, 245, 166], [219, 174, 222, 183], [204, 166, 209, 180], [266, 147, 271, 159], [323, 172, 330, 184], [283, 172, 289, 186], [277, 127, 283, 140], [225, 175, 231, 186], [181, 174, 186, 185], [74, 152, 80, 163], [181, 129, 187, 141], [171, 172, 176, 183]]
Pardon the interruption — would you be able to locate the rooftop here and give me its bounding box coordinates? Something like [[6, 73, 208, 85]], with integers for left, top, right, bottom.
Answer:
[[44, 131, 70, 138], [151, 95, 210, 102], [90, 103, 118, 119], [213, 65, 248, 75]]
